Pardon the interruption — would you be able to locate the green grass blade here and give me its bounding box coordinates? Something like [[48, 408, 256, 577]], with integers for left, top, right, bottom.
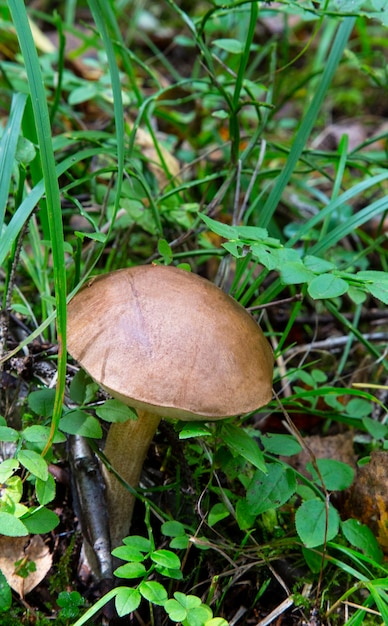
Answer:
[[0, 147, 105, 270], [259, 16, 356, 228], [8, 0, 66, 454], [0, 92, 27, 234], [311, 195, 388, 256], [287, 170, 388, 248], [87, 0, 124, 180]]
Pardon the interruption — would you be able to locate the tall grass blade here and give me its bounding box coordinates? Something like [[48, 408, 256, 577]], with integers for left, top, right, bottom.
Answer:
[[8, 1, 67, 453], [0, 92, 27, 234], [87, 0, 125, 235], [259, 16, 356, 228], [0, 148, 103, 276]]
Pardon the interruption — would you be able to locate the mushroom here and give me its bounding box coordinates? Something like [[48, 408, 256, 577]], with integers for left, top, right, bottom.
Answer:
[[67, 265, 273, 547]]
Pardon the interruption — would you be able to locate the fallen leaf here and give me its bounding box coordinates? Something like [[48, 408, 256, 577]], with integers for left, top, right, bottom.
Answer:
[[344, 450, 388, 552], [0, 535, 52, 597]]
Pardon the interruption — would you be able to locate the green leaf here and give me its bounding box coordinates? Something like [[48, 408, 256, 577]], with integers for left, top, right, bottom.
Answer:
[[306, 459, 354, 491], [59, 410, 102, 438], [0, 459, 19, 482], [0, 512, 28, 536], [115, 587, 141, 617], [151, 549, 181, 570], [0, 475, 23, 507], [57, 591, 85, 619], [221, 424, 266, 472], [23, 425, 65, 445], [345, 398, 372, 418], [342, 518, 383, 563], [0, 426, 19, 443], [200, 213, 237, 240], [307, 274, 348, 299], [178, 423, 212, 439], [261, 433, 302, 456], [357, 270, 388, 283], [69, 369, 94, 404], [139, 580, 168, 605], [22, 507, 59, 533], [28, 388, 56, 417], [222, 241, 244, 257], [161, 520, 187, 537], [357, 270, 388, 304], [36, 474, 56, 505], [170, 536, 190, 550], [173, 592, 201, 610], [295, 500, 340, 547], [250, 243, 278, 270], [157, 238, 173, 264], [0, 569, 12, 613], [15, 135, 36, 164], [165, 598, 187, 622], [184, 604, 212, 626], [68, 83, 99, 105], [208, 503, 230, 527], [347, 286, 367, 304], [114, 562, 147, 579], [246, 464, 297, 516], [365, 282, 388, 305], [235, 498, 257, 530], [122, 535, 152, 552], [280, 262, 315, 285], [212, 38, 244, 54], [362, 417, 388, 440], [235, 225, 269, 241], [17, 449, 48, 481], [95, 400, 137, 423], [304, 255, 335, 273], [111, 545, 145, 563], [155, 565, 183, 580], [211, 110, 229, 120]]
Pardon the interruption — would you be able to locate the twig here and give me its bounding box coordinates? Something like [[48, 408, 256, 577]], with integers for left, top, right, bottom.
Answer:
[[229, 606, 248, 626], [255, 596, 294, 626], [237, 139, 267, 224], [68, 435, 112, 581], [247, 293, 303, 311], [285, 332, 388, 357]]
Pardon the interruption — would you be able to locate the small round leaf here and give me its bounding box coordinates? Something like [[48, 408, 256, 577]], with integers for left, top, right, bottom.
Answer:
[[295, 500, 340, 548]]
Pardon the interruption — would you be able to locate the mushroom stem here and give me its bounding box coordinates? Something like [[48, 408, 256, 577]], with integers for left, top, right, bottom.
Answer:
[[101, 409, 161, 549]]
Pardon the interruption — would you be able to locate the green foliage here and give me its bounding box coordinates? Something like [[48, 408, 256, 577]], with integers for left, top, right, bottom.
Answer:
[[57, 591, 85, 620], [200, 213, 388, 305], [71, 533, 228, 625], [0, 571, 11, 614]]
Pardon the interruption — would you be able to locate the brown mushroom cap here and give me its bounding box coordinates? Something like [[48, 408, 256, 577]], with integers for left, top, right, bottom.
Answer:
[[67, 265, 273, 419]]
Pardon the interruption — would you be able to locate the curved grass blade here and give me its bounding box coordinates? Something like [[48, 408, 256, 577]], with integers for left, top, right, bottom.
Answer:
[[0, 92, 27, 234], [8, 1, 67, 455]]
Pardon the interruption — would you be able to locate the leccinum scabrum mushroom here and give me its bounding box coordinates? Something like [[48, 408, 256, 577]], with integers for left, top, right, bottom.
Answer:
[[67, 265, 273, 548]]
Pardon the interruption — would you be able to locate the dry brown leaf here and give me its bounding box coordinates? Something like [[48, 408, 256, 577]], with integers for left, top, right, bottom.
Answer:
[[283, 432, 356, 477], [128, 122, 181, 189], [344, 450, 388, 552], [0, 535, 52, 597]]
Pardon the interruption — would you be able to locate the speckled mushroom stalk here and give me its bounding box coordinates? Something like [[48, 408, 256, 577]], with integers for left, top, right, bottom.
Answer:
[[67, 265, 273, 549], [102, 410, 161, 548]]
